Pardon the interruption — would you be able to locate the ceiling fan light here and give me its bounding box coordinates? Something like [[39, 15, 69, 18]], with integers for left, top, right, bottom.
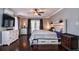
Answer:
[[34, 12, 38, 16]]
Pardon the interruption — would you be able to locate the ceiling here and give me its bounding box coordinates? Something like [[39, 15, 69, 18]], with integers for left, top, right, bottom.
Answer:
[[11, 8, 61, 18]]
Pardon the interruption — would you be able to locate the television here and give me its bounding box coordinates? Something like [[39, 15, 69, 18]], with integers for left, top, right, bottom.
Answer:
[[2, 14, 15, 27]]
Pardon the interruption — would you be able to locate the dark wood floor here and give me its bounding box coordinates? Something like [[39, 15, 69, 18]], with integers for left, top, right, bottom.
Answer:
[[0, 35, 66, 51]]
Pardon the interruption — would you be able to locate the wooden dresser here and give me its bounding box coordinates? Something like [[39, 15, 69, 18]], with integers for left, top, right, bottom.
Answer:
[[61, 33, 78, 51]]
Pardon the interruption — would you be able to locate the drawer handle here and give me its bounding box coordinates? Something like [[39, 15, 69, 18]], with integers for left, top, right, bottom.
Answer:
[[51, 41, 56, 42], [41, 41, 46, 42]]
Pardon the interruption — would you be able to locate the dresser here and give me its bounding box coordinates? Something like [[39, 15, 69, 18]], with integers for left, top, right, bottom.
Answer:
[[0, 30, 19, 45], [61, 33, 78, 50]]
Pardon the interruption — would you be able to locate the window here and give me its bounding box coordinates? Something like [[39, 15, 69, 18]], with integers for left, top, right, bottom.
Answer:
[[31, 20, 40, 33]]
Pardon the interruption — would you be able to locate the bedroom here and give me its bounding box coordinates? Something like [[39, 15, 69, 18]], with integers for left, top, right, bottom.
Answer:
[[0, 8, 79, 51]]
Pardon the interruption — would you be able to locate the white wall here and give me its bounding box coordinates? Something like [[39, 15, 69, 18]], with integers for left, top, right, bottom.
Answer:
[[4, 8, 14, 17], [0, 8, 3, 30], [50, 8, 79, 36], [14, 17, 19, 30], [0, 8, 19, 31]]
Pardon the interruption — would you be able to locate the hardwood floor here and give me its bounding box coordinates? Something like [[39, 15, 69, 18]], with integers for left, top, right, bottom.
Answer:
[[0, 35, 65, 51]]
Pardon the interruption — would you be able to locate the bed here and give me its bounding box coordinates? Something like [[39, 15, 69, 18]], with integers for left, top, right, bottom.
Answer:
[[29, 30, 60, 46]]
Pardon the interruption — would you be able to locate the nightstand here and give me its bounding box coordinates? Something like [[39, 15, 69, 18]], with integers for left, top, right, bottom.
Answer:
[[20, 28, 27, 35]]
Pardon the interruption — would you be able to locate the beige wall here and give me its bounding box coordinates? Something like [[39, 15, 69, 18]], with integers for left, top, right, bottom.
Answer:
[[43, 18, 51, 30], [19, 18, 28, 29], [19, 17, 51, 31]]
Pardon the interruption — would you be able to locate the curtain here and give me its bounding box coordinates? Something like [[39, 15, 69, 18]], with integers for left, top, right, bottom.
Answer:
[[40, 19, 43, 29], [27, 19, 31, 39]]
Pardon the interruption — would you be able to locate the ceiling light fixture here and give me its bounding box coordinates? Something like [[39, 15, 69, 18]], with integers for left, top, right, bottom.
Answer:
[[33, 8, 44, 16]]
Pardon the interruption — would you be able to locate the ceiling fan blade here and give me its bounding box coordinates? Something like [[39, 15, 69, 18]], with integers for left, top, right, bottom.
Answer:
[[38, 13, 41, 16], [39, 12, 44, 13]]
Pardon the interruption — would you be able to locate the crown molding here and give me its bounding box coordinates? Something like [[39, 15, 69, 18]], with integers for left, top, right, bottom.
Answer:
[[46, 8, 64, 19]]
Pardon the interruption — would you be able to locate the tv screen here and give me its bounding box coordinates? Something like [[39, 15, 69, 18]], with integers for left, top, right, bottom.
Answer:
[[2, 14, 15, 27]]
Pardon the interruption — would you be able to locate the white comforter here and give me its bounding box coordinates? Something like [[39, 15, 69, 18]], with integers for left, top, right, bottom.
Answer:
[[29, 30, 58, 45]]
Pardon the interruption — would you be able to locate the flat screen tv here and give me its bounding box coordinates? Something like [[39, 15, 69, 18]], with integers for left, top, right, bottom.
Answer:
[[2, 14, 15, 27]]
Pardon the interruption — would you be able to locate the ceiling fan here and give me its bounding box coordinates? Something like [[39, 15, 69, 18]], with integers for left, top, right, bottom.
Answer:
[[32, 8, 44, 16]]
